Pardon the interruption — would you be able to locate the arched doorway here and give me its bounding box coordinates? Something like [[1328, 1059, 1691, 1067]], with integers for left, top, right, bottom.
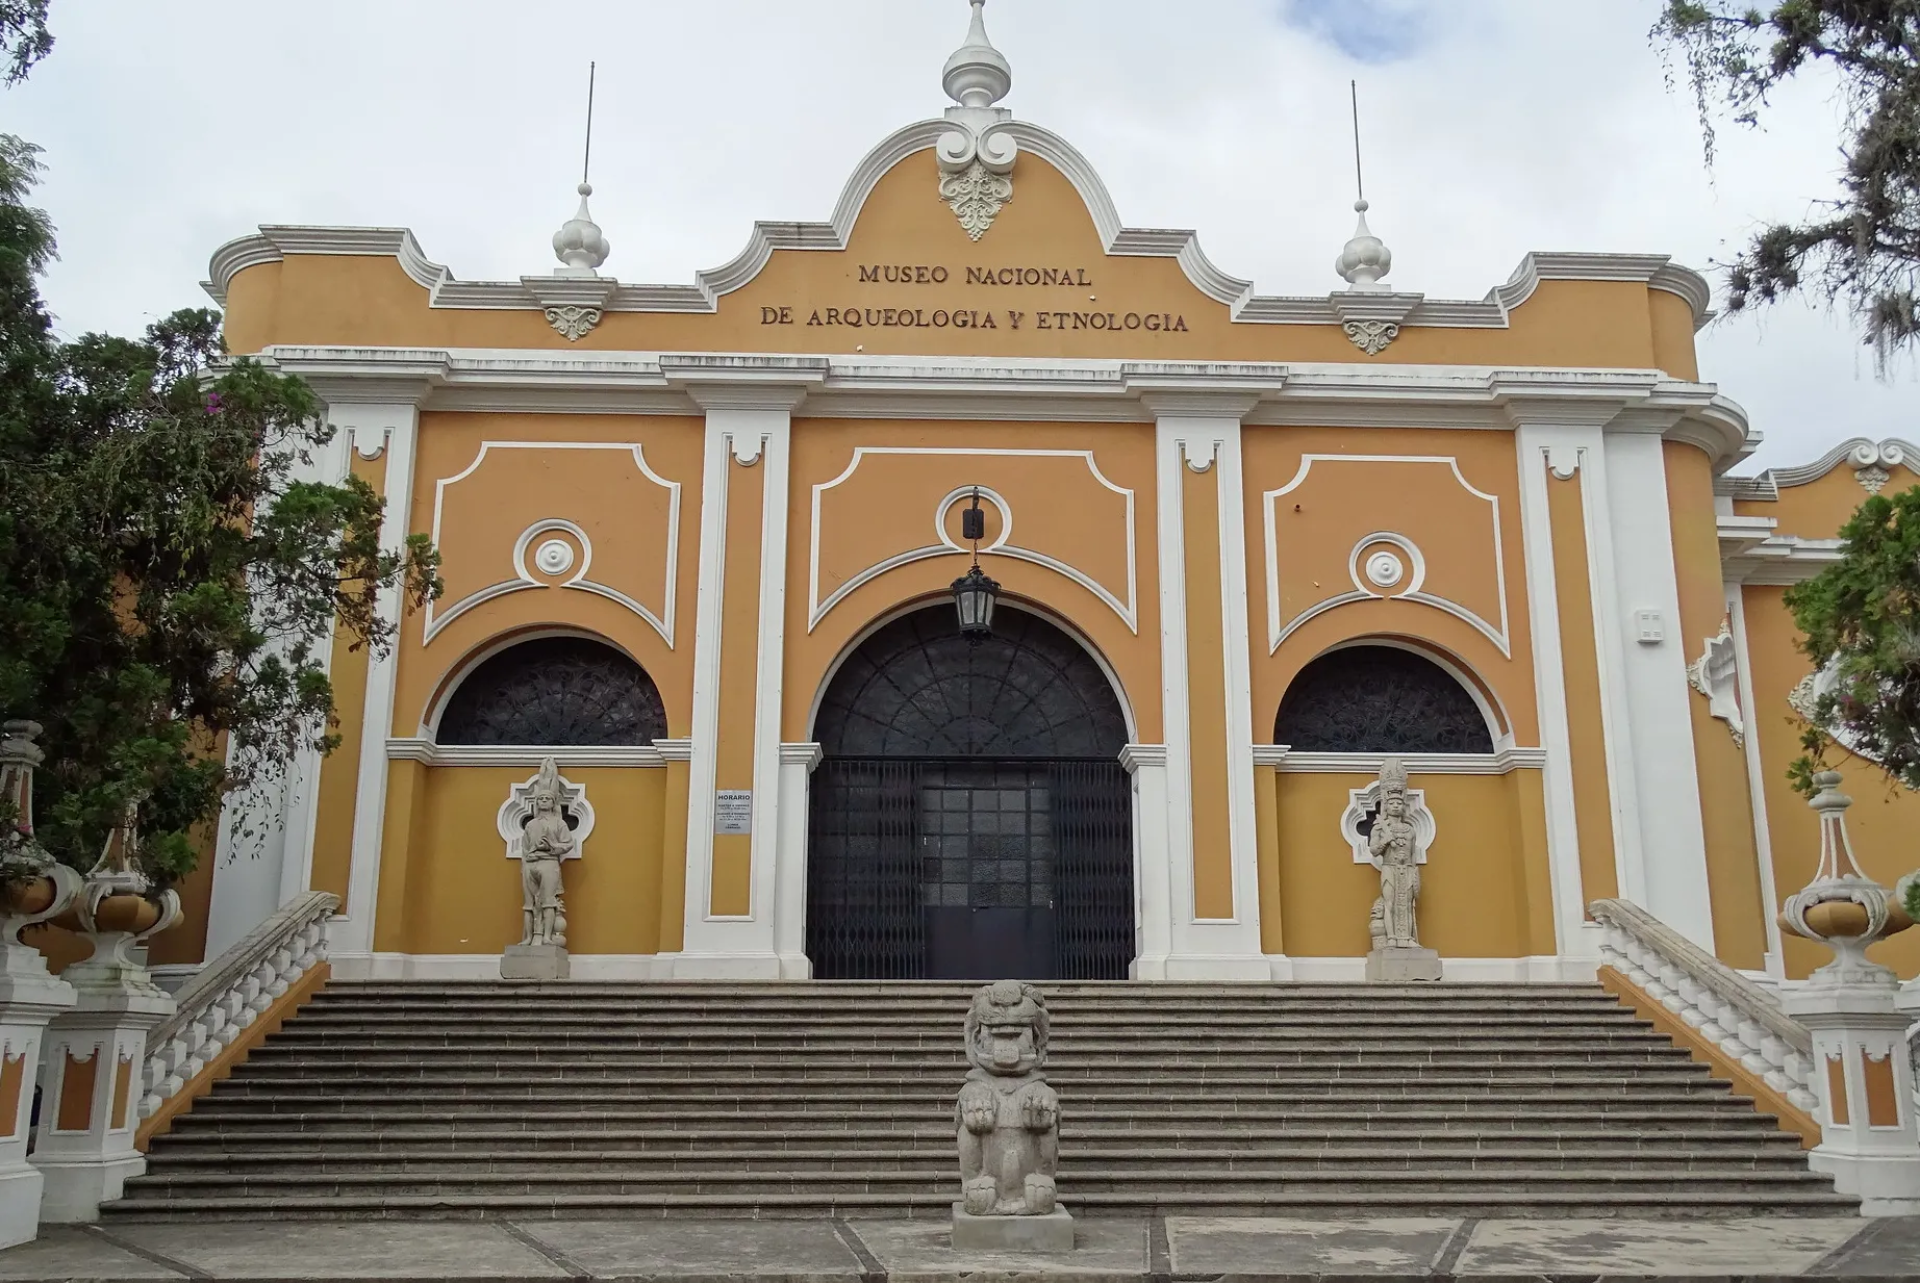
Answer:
[[808, 605, 1134, 981]]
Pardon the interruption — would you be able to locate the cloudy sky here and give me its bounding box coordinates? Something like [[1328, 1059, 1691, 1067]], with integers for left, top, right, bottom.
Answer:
[[4, 0, 1911, 471]]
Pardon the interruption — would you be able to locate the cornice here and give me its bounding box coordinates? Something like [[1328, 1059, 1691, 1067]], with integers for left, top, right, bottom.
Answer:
[[204, 125, 1714, 334], [1736, 436, 1920, 493], [1260, 746, 1548, 775], [255, 346, 1756, 465], [1721, 534, 1844, 586]]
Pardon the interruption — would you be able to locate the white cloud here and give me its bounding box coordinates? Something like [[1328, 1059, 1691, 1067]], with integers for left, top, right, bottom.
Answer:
[[5, 0, 1909, 469]]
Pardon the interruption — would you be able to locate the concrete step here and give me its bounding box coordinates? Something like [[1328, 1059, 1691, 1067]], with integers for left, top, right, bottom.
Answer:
[[111, 1166, 1845, 1201], [149, 1129, 1797, 1160]]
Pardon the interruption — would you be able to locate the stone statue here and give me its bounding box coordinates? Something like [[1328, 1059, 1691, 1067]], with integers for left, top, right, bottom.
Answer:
[[518, 757, 573, 948], [951, 980, 1073, 1252], [501, 757, 575, 980], [1365, 758, 1441, 981]]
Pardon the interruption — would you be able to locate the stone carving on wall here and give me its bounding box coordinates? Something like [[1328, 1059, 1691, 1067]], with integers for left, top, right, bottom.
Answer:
[[497, 758, 591, 980], [952, 980, 1073, 1251], [1686, 618, 1744, 748], [937, 0, 1018, 242], [1363, 758, 1441, 982], [544, 305, 603, 342], [1342, 319, 1399, 356], [1848, 441, 1906, 493]]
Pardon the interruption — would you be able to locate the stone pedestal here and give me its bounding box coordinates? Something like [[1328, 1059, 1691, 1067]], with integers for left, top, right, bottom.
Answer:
[[501, 943, 569, 981], [33, 978, 172, 1222], [951, 1205, 1075, 1253], [0, 941, 76, 1248], [1366, 946, 1441, 982], [1786, 981, 1920, 1216]]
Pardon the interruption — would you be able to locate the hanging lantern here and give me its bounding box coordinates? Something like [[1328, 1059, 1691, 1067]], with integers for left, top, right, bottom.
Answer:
[[952, 562, 1000, 642], [952, 488, 999, 642]]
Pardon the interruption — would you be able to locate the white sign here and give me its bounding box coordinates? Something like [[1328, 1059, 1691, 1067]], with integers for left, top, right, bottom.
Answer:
[[715, 790, 753, 835]]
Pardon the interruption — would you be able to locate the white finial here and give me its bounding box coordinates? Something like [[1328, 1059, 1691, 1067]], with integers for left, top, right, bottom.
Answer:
[[1335, 81, 1391, 291], [553, 181, 609, 277], [553, 63, 609, 277], [944, 0, 1012, 111]]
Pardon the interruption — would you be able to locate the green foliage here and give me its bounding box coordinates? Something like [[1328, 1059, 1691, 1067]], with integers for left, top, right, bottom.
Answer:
[[1652, 1, 1920, 363], [0, 67, 440, 878], [0, 0, 50, 87], [1782, 486, 1920, 796]]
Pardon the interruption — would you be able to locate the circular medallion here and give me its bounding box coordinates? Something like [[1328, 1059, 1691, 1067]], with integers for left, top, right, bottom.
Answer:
[[535, 539, 575, 575], [1364, 550, 1404, 589]]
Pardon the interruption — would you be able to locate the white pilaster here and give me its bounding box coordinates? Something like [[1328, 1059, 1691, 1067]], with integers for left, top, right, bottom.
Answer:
[[1787, 984, 1920, 1215], [1148, 403, 1266, 979], [1724, 581, 1786, 977], [672, 389, 803, 979], [1512, 427, 1598, 956], [329, 405, 422, 958], [1601, 429, 1715, 949], [0, 899, 76, 1248], [774, 743, 823, 978], [1120, 744, 1172, 978]]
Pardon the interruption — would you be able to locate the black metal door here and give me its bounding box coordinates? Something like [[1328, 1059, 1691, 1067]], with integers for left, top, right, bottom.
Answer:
[[808, 756, 1132, 980]]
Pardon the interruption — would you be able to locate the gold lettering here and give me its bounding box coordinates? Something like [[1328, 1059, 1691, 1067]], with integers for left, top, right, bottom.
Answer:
[[1007, 311, 1023, 329], [858, 266, 879, 283]]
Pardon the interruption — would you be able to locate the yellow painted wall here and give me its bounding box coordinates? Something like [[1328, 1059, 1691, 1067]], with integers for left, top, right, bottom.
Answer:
[[220, 151, 1696, 375], [784, 419, 1161, 743], [1245, 426, 1537, 746], [1665, 443, 1768, 969], [372, 765, 668, 956], [1273, 770, 1553, 958], [1182, 464, 1233, 919], [711, 457, 766, 918]]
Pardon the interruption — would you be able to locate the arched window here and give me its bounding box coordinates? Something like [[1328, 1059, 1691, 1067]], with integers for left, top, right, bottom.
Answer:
[[437, 637, 668, 747], [1275, 645, 1492, 754]]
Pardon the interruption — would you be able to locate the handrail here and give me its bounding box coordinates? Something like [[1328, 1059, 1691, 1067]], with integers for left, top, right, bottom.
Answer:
[[139, 889, 337, 1119], [1590, 897, 1819, 1115]]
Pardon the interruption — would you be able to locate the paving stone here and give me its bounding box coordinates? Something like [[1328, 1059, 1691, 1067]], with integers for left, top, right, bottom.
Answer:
[[849, 1216, 1149, 1280], [513, 1219, 863, 1279], [112, 1221, 567, 1278], [1454, 1215, 1862, 1276], [1166, 1215, 1460, 1275], [0, 1227, 184, 1280]]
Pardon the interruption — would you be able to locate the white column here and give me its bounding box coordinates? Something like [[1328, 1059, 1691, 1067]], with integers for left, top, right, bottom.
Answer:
[[201, 417, 362, 962], [673, 392, 799, 978], [1602, 429, 1715, 949], [773, 743, 822, 978], [1512, 427, 1600, 956], [1149, 405, 1266, 979], [329, 405, 422, 959], [1120, 744, 1172, 979]]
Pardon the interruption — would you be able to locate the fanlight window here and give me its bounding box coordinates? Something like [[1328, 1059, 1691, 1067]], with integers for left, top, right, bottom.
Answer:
[[437, 637, 668, 747], [1275, 645, 1492, 754], [814, 607, 1127, 759]]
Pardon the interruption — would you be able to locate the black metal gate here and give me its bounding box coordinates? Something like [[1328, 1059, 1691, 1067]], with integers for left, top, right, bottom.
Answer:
[[807, 756, 1133, 981]]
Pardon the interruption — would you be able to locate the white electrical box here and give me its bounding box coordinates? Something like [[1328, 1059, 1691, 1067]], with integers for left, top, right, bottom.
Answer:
[[1633, 609, 1664, 645]]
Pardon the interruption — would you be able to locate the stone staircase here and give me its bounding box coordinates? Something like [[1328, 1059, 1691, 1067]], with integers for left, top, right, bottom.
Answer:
[[101, 980, 1857, 1220]]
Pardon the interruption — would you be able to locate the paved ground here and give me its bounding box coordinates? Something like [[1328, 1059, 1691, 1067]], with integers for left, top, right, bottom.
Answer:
[[0, 1215, 1914, 1281]]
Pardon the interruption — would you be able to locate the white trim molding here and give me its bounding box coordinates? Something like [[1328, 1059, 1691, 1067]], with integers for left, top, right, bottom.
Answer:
[[808, 448, 1137, 632], [1256, 746, 1548, 775], [422, 442, 681, 647], [385, 739, 670, 769]]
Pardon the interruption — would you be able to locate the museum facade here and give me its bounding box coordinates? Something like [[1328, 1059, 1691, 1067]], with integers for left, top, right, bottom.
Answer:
[[172, 1, 1920, 989]]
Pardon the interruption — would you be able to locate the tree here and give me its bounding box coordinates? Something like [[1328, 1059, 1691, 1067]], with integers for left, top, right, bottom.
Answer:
[[0, 12, 440, 881], [1782, 488, 1920, 918], [1653, 2, 1920, 364]]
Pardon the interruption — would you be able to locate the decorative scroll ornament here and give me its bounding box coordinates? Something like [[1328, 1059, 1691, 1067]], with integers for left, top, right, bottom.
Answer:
[[1343, 319, 1399, 355], [1686, 618, 1744, 748], [1849, 440, 1906, 493], [937, 0, 1018, 240], [545, 304, 603, 341]]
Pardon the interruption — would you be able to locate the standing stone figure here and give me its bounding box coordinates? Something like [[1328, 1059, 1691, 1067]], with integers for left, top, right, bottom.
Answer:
[[951, 980, 1074, 1251], [1365, 758, 1441, 981], [518, 757, 573, 949]]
